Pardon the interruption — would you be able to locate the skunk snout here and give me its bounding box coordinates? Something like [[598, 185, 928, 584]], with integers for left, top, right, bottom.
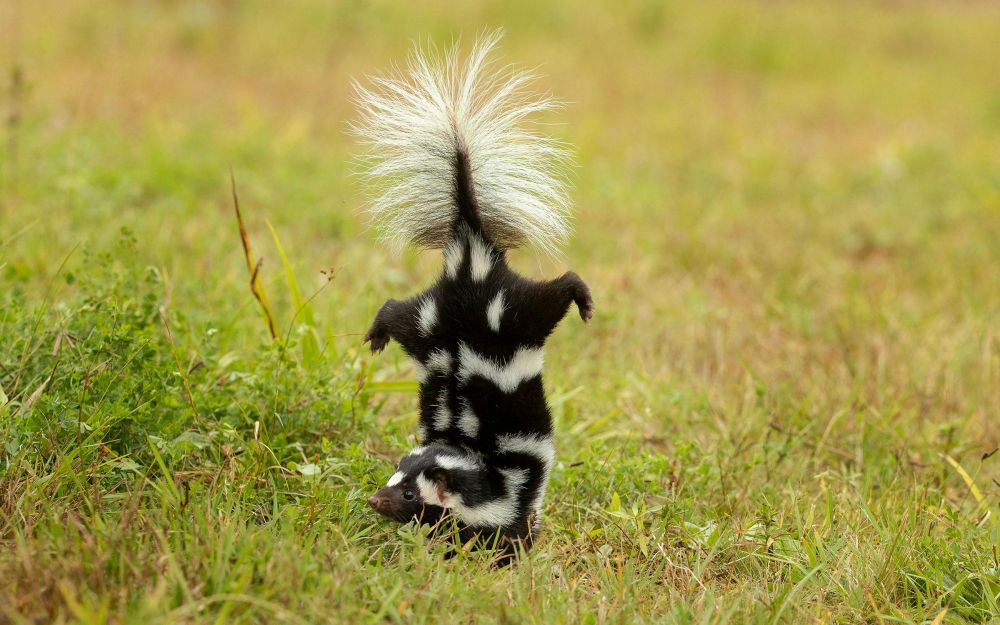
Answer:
[[368, 494, 383, 510]]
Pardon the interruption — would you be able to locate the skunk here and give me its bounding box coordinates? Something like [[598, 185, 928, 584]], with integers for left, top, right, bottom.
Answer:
[[355, 32, 592, 557], [368, 442, 550, 564]]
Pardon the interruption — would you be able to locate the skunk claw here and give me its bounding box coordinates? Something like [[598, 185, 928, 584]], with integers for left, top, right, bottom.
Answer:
[[364, 328, 390, 353]]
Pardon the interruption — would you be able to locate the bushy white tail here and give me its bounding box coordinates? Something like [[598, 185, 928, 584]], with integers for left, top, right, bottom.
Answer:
[[352, 31, 572, 255]]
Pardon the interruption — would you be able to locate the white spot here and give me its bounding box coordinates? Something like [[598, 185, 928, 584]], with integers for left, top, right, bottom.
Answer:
[[386, 471, 406, 487], [469, 234, 493, 281], [409, 447, 427, 456], [457, 343, 544, 393], [450, 468, 528, 528], [444, 238, 465, 279], [418, 424, 429, 441], [457, 402, 480, 438], [425, 348, 453, 374], [417, 298, 438, 336], [432, 388, 452, 431], [436, 454, 480, 472], [486, 290, 506, 332]]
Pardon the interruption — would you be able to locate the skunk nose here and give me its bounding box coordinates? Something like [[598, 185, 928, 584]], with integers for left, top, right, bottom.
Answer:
[[368, 495, 382, 509]]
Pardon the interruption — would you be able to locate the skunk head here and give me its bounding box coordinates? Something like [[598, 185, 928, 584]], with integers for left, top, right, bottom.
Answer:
[[368, 444, 479, 524]]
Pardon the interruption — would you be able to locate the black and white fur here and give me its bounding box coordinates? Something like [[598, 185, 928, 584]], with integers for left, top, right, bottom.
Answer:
[[356, 33, 592, 557], [368, 443, 539, 563]]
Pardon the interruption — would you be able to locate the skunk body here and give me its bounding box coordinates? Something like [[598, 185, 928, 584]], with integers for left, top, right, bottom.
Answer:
[[356, 33, 592, 557]]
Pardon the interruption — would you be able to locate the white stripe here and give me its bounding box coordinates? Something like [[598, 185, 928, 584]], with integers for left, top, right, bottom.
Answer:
[[486, 290, 506, 332], [457, 343, 544, 393], [496, 434, 555, 468], [457, 402, 479, 438], [496, 434, 555, 516], [417, 298, 438, 336], [530, 482, 549, 516], [433, 388, 452, 431], [436, 454, 480, 472], [386, 471, 406, 487], [451, 468, 528, 528], [418, 424, 429, 441], [425, 348, 452, 374], [414, 362, 428, 383], [409, 447, 427, 456], [469, 234, 493, 281], [444, 238, 465, 279]]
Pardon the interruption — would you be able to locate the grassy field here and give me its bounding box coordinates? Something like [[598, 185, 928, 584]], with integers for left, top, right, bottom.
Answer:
[[2, 1, 1000, 623]]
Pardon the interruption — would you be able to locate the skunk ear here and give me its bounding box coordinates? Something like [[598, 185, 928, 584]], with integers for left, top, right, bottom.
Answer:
[[424, 466, 451, 488], [423, 467, 455, 506]]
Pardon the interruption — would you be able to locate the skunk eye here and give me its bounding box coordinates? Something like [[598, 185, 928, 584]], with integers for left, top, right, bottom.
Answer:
[[402, 489, 416, 501]]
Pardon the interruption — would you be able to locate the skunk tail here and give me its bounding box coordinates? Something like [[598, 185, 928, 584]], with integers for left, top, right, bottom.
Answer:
[[352, 31, 572, 255]]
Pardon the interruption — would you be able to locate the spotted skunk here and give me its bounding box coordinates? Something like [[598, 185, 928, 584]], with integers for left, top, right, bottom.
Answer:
[[368, 443, 538, 563], [355, 32, 592, 557]]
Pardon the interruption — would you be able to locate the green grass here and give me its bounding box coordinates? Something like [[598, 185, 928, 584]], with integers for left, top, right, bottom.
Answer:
[[2, 1, 1000, 623]]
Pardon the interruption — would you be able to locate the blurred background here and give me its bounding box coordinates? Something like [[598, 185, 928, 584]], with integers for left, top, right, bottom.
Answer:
[[1, 2, 999, 620], [4, 0, 998, 440]]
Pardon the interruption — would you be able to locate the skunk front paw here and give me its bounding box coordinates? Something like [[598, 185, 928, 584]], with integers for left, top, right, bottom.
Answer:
[[567, 274, 594, 322], [364, 324, 390, 353], [577, 294, 595, 322]]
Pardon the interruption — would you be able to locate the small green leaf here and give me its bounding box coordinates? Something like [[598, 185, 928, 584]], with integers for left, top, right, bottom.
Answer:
[[608, 492, 621, 513], [171, 430, 210, 450], [297, 463, 321, 477], [112, 457, 142, 473]]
